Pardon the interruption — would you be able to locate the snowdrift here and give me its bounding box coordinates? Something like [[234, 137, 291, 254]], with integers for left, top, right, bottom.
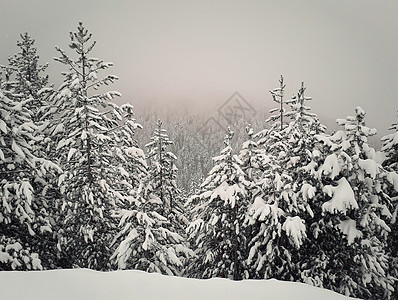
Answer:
[[0, 269, 356, 300]]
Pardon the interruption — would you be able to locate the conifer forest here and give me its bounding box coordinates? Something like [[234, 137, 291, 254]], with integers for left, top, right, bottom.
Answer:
[[0, 23, 397, 300]]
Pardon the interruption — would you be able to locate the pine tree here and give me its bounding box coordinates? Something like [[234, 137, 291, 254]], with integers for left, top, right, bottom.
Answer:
[[310, 107, 394, 299], [381, 111, 398, 298], [255, 75, 294, 157], [111, 174, 193, 274], [1, 33, 63, 268], [0, 88, 60, 270], [45, 22, 133, 270], [246, 81, 320, 281], [238, 124, 262, 182], [186, 128, 251, 280], [246, 149, 307, 280], [382, 111, 398, 172], [1, 33, 49, 121], [283, 82, 327, 214], [112, 103, 147, 197], [145, 120, 189, 237], [145, 121, 179, 215], [111, 120, 192, 275]]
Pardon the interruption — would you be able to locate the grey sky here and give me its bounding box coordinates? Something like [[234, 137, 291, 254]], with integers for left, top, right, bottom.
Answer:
[[1, 0, 397, 137]]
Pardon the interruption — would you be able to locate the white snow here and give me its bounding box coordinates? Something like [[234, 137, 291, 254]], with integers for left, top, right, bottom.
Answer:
[[210, 182, 244, 208], [5, 242, 22, 252], [318, 153, 341, 179], [282, 216, 307, 248], [300, 183, 316, 201], [358, 159, 379, 179], [337, 218, 363, 245], [0, 269, 356, 300], [67, 148, 77, 161], [322, 178, 359, 214], [11, 140, 25, 159], [386, 171, 398, 192], [59, 88, 72, 98], [0, 119, 7, 133], [250, 197, 282, 223]]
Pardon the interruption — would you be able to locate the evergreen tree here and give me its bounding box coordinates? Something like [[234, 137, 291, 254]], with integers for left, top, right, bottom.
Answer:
[[112, 103, 147, 197], [381, 111, 398, 172], [111, 120, 192, 275], [186, 128, 251, 280], [255, 75, 294, 156], [309, 107, 394, 299], [111, 175, 193, 275], [1, 33, 49, 121], [145, 121, 180, 215], [45, 22, 134, 270], [283, 82, 327, 215], [1, 33, 62, 268], [238, 124, 262, 182], [381, 112, 398, 298], [0, 88, 60, 270], [246, 81, 319, 281], [246, 150, 307, 280]]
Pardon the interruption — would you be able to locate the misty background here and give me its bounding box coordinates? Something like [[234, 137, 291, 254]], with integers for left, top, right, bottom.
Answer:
[[1, 0, 397, 141]]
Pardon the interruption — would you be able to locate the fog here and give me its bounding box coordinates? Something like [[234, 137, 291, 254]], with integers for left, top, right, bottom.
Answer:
[[1, 0, 397, 138]]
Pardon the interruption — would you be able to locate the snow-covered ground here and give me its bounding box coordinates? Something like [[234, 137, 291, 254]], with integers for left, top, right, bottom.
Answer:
[[0, 269, 355, 300]]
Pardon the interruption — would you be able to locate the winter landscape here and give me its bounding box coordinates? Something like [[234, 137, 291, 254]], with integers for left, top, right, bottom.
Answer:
[[1, 1, 397, 300]]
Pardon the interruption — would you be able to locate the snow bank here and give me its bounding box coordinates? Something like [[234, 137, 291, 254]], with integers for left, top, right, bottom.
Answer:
[[0, 269, 356, 300]]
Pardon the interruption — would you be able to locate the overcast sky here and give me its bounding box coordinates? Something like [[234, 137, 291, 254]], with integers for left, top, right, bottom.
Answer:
[[1, 0, 397, 137]]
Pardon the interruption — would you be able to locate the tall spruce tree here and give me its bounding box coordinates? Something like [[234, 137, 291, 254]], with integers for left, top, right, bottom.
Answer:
[[310, 107, 394, 299], [0, 88, 60, 270], [283, 82, 327, 217], [0, 33, 61, 269], [246, 81, 317, 281], [255, 75, 294, 156], [45, 22, 135, 270], [381, 111, 398, 298], [145, 121, 179, 215], [246, 150, 307, 281], [111, 120, 193, 275], [186, 128, 251, 280], [1, 33, 49, 121], [381, 111, 398, 172]]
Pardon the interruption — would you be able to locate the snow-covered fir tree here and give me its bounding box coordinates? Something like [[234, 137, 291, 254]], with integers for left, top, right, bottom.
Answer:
[[381, 111, 398, 298], [110, 175, 194, 274], [111, 120, 193, 275], [0, 33, 49, 121], [111, 103, 147, 195], [45, 22, 136, 270], [186, 128, 251, 280], [381, 111, 398, 172], [145, 120, 189, 238], [245, 149, 307, 280], [0, 33, 62, 268], [0, 88, 60, 270], [236, 124, 263, 272], [255, 75, 294, 157], [271, 83, 347, 290], [238, 124, 262, 182], [245, 82, 322, 281], [282, 82, 327, 210], [310, 107, 395, 299], [145, 120, 181, 216]]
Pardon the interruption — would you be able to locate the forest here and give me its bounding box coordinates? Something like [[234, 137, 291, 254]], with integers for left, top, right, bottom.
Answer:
[[0, 23, 397, 300]]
